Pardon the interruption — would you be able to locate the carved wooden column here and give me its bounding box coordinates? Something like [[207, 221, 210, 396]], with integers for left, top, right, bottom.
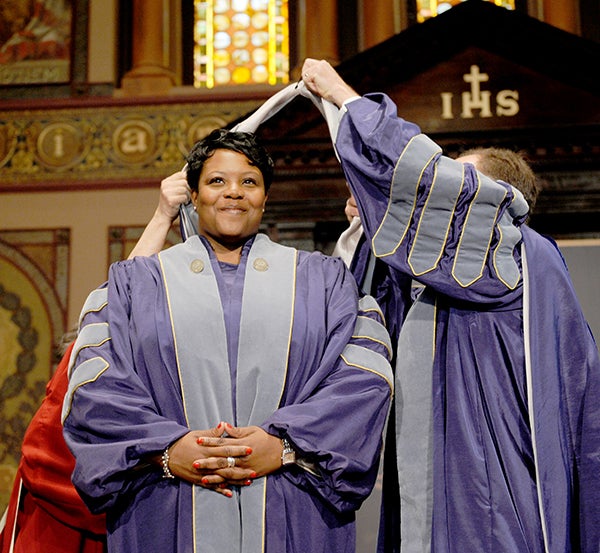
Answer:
[[543, 0, 580, 35], [296, 0, 339, 72], [290, 0, 344, 80], [362, 0, 397, 49], [120, 0, 177, 96]]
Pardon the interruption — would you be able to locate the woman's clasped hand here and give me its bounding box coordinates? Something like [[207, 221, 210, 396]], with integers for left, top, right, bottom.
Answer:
[[164, 422, 285, 497]]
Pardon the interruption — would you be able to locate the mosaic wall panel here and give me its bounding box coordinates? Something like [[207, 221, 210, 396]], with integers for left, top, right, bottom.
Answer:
[[0, 229, 70, 513]]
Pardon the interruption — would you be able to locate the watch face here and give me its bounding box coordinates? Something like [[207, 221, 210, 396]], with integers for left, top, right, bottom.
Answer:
[[282, 450, 296, 465], [281, 438, 296, 465]]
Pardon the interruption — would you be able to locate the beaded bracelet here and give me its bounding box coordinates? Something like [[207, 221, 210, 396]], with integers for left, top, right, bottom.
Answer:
[[161, 447, 175, 479]]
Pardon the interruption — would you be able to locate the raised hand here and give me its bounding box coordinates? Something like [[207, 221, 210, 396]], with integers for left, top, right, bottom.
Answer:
[[301, 58, 358, 108]]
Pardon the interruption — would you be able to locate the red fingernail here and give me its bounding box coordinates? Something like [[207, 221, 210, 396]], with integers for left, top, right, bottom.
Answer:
[[225, 423, 232, 429], [225, 490, 232, 498], [245, 447, 252, 455], [250, 472, 257, 478], [193, 461, 201, 469], [201, 478, 209, 485], [244, 479, 252, 486], [197, 438, 204, 444], [217, 422, 223, 429]]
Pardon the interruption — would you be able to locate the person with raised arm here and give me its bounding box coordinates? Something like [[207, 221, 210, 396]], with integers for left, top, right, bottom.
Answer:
[[302, 58, 600, 553]]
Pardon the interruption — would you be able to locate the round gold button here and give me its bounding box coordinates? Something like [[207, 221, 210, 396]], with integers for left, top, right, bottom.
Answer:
[[253, 258, 268, 272], [190, 259, 205, 273]]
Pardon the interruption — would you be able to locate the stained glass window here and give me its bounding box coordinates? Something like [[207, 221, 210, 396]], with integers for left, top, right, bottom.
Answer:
[[416, 0, 515, 23], [193, 0, 289, 88]]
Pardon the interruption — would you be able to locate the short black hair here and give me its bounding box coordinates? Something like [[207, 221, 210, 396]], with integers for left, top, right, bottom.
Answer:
[[185, 129, 274, 193]]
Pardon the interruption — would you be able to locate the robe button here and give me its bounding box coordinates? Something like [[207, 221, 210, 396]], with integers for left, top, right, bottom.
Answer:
[[253, 258, 269, 272], [190, 259, 204, 273]]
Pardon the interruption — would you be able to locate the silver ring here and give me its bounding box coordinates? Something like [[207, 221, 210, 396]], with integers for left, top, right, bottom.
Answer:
[[227, 456, 235, 468]]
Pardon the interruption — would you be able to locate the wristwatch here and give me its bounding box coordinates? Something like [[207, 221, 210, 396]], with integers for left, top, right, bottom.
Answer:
[[281, 437, 296, 466]]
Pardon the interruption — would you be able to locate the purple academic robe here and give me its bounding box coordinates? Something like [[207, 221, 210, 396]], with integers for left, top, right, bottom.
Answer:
[[335, 94, 600, 553], [62, 234, 393, 553]]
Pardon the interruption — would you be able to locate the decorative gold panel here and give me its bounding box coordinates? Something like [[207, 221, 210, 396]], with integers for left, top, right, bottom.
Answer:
[[0, 99, 262, 190]]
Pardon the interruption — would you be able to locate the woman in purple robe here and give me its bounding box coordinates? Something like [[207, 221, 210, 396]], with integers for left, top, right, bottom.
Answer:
[[62, 129, 394, 553]]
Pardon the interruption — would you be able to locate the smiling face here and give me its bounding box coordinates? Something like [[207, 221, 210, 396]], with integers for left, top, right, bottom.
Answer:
[[191, 149, 267, 258]]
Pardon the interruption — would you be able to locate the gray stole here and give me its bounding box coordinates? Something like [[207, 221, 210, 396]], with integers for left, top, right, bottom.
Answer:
[[395, 288, 436, 553], [159, 234, 296, 553]]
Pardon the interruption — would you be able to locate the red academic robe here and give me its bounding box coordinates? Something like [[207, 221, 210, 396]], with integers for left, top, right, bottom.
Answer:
[[0, 343, 106, 553]]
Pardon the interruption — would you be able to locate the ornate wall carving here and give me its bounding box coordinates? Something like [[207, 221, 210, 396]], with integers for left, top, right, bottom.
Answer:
[[0, 99, 262, 190]]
